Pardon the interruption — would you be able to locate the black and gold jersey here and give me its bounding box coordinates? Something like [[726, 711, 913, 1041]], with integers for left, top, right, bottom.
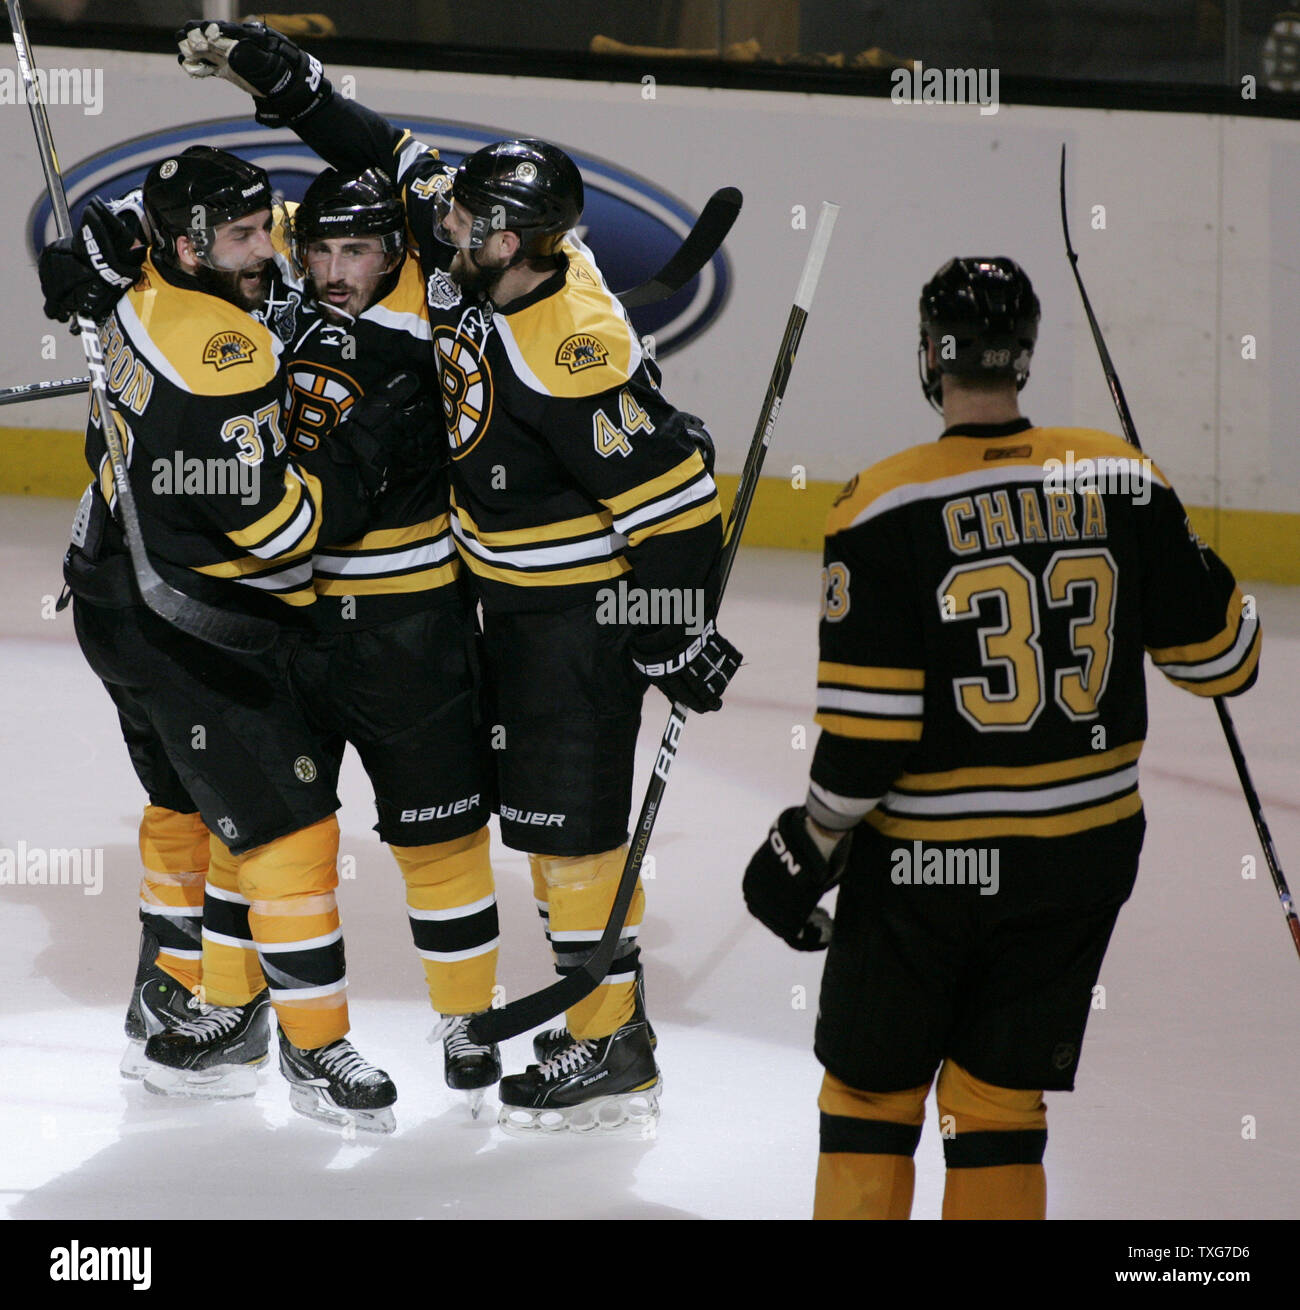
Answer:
[[275, 253, 458, 630], [290, 99, 724, 613], [88, 250, 370, 623], [805, 418, 1261, 843]]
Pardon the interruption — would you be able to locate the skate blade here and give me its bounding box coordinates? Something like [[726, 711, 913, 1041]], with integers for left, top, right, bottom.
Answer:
[[465, 1087, 488, 1120], [498, 1078, 662, 1139], [287, 1085, 396, 1135], [120, 1039, 150, 1080], [142, 1058, 264, 1100]]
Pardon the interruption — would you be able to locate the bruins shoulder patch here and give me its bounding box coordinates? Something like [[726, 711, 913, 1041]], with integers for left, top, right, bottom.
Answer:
[[555, 333, 609, 374], [203, 331, 257, 371]]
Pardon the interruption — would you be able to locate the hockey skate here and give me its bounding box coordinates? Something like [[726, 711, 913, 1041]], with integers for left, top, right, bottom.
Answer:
[[532, 970, 658, 1067], [277, 1028, 397, 1134], [498, 1018, 661, 1137], [142, 990, 271, 1099], [430, 1013, 500, 1120], [121, 928, 199, 1079]]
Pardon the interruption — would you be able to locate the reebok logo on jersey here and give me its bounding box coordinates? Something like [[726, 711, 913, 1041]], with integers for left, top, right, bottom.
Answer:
[[202, 331, 257, 370], [983, 444, 1032, 461], [555, 333, 609, 373]]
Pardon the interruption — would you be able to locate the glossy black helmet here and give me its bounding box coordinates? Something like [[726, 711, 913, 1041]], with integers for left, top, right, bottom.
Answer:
[[436, 139, 583, 259], [142, 145, 272, 269], [918, 257, 1040, 412], [293, 166, 406, 268]]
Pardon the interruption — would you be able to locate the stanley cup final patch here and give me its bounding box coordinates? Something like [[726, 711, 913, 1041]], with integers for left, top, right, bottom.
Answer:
[[555, 333, 609, 373]]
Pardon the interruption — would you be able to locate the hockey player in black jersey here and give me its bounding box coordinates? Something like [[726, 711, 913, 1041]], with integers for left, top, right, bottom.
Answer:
[[174, 18, 743, 1132], [41, 147, 414, 1130], [273, 167, 503, 1112], [743, 257, 1262, 1218]]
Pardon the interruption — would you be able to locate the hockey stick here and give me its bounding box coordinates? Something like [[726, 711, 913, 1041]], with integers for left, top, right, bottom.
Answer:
[[1059, 144, 1299, 961], [469, 200, 841, 1045], [616, 187, 742, 309], [5, 0, 276, 655], [0, 375, 90, 406]]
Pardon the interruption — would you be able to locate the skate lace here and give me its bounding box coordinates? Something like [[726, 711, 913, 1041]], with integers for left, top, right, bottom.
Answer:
[[433, 1015, 493, 1059], [176, 1001, 242, 1040], [315, 1040, 383, 1086], [538, 1039, 596, 1082]]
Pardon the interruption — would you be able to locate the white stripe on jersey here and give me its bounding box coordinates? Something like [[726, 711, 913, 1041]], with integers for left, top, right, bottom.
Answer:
[[397, 137, 432, 182], [816, 688, 925, 718], [807, 779, 882, 828], [115, 297, 192, 392], [313, 533, 455, 576], [1156, 611, 1259, 679], [450, 514, 620, 568], [612, 474, 717, 536], [361, 300, 432, 341], [231, 560, 314, 592], [251, 493, 315, 561], [846, 460, 1169, 532], [883, 764, 1139, 816]]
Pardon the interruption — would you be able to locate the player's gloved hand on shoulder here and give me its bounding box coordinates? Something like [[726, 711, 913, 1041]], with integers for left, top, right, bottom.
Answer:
[[743, 806, 850, 951], [332, 370, 435, 500], [38, 197, 145, 324], [630, 619, 741, 714], [176, 20, 330, 126], [680, 412, 715, 477]]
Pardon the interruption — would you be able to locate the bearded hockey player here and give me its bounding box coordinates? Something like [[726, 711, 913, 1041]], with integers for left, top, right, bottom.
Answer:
[[743, 257, 1261, 1218], [41, 146, 421, 1132], [174, 18, 743, 1133], [277, 166, 501, 1113]]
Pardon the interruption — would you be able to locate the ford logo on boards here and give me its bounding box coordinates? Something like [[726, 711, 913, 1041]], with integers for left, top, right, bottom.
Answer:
[[28, 116, 731, 358]]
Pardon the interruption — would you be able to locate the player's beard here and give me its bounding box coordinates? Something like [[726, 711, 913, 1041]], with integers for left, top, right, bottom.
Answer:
[[450, 247, 508, 296], [195, 260, 271, 311]]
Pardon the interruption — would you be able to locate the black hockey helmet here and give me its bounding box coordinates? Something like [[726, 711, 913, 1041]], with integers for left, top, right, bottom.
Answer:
[[435, 139, 583, 260], [293, 166, 406, 270], [143, 145, 273, 269], [918, 257, 1040, 412]]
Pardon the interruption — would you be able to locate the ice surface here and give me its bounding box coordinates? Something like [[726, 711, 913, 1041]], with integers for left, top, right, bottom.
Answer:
[[1, 494, 1296, 1219]]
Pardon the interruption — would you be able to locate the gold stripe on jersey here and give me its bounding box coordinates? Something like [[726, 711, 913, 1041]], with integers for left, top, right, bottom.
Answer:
[[863, 746, 1143, 840], [224, 467, 321, 560], [312, 515, 459, 597], [449, 494, 632, 588], [602, 451, 722, 545], [867, 790, 1143, 841], [825, 427, 1170, 538], [1148, 587, 1244, 665], [816, 661, 926, 740], [126, 256, 280, 397], [493, 238, 639, 399]]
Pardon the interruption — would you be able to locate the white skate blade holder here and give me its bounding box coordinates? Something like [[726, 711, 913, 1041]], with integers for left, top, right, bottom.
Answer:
[[287, 1084, 397, 1136], [142, 1057, 265, 1100], [498, 1077, 662, 1138], [120, 1039, 150, 1081]]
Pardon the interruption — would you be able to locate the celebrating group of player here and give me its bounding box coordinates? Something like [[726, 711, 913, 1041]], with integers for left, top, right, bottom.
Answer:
[[39, 19, 1261, 1215]]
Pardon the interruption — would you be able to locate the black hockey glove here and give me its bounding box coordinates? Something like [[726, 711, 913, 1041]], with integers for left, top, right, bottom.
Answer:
[[38, 197, 145, 324], [681, 412, 715, 477], [331, 370, 438, 500], [176, 20, 331, 127], [630, 619, 741, 714], [743, 807, 850, 951]]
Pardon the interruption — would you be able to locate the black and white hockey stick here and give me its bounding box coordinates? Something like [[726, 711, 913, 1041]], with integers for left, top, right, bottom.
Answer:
[[469, 200, 840, 1045], [5, 0, 276, 655], [1059, 144, 1299, 962], [0, 375, 90, 406], [616, 187, 742, 309]]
